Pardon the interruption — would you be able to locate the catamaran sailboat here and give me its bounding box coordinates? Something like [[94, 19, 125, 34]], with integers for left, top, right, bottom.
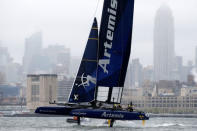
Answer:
[[35, 0, 149, 127]]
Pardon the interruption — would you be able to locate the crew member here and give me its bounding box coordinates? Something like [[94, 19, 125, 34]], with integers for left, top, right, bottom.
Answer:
[[128, 101, 134, 112]]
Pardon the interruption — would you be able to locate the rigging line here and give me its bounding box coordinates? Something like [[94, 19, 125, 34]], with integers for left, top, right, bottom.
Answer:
[[93, 0, 100, 18]]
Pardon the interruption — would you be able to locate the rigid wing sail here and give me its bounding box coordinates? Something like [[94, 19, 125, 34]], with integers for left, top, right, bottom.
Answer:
[[69, 18, 98, 103], [69, 0, 135, 104], [35, 0, 149, 127], [96, 0, 135, 104], [35, 18, 99, 115]]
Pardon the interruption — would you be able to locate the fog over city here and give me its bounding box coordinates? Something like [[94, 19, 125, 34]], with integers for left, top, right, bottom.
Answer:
[[1, 0, 197, 122], [0, 0, 197, 65]]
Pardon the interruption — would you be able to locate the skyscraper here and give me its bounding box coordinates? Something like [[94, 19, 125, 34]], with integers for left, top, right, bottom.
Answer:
[[195, 46, 197, 69], [173, 56, 183, 81], [43, 45, 70, 75], [23, 32, 42, 73], [154, 4, 175, 82], [0, 44, 21, 83], [131, 59, 143, 88]]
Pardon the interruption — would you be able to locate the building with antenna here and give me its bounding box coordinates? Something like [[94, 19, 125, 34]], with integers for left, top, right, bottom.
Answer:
[[154, 4, 175, 82]]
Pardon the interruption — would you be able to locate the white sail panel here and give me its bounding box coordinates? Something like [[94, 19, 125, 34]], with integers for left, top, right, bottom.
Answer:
[[110, 87, 123, 103], [97, 86, 109, 102]]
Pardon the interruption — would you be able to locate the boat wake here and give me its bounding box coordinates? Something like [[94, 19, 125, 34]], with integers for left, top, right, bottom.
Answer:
[[151, 123, 185, 127], [78, 119, 191, 129]]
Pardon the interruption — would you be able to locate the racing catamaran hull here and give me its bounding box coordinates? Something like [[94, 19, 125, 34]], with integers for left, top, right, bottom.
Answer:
[[35, 107, 149, 121], [35, 106, 148, 127], [70, 109, 149, 121]]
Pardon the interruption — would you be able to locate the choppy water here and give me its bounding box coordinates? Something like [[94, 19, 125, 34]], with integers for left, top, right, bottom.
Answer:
[[0, 117, 197, 131]]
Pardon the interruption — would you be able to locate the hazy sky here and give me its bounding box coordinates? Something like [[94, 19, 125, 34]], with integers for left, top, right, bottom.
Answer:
[[0, 0, 197, 66]]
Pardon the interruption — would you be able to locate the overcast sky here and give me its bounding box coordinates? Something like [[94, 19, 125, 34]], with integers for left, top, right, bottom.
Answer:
[[0, 0, 197, 66]]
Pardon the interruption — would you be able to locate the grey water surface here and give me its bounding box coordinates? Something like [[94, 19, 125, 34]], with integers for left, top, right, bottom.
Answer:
[[0, 117, 197, 131]]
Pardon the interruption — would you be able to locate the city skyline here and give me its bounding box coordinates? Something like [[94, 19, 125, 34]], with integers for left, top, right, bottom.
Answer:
[[0, 0, 197, 65], [1, 1, 197, 128]]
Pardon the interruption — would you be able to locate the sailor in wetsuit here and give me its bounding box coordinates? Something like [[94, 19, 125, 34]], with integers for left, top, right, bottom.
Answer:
[[127, 101, 134, 112], [113, 104, 122, 110]]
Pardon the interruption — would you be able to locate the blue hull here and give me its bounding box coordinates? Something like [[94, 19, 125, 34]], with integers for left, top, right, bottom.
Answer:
[[70, 109, 149, 121], [35, 107, 149, 121], [35, 106, 75, 115]]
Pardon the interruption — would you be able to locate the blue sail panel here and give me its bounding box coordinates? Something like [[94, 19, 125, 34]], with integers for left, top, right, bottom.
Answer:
[[69, 18, 98, 103], [97, 0, 135, 87]]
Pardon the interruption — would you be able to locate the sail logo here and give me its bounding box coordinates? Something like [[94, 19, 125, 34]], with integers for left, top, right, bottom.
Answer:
[[74, 94, 79, 100], [99, 0, 118, 74], [78, 73, 96, 88]]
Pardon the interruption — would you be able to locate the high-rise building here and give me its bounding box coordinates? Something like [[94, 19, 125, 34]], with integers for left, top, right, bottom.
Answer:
[[0, 44, 21, 83], [0, 45, 11, 66], [23, 33, 71, 75], [43, 45, 70, 75], [23, 32, 42, 74], [154, 4, 175, 82], [124, 63, 131, 89], [195, 46, 197, 69], [143, 65, 154, 83], [173, 56, 183, 81], [131, 59, 143, 88]]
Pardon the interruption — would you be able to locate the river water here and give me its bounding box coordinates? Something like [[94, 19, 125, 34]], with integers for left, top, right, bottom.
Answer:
[[0, 117, 196, 131]]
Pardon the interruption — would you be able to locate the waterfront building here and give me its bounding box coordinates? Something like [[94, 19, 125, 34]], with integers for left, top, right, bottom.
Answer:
[[181, 86, 197, 97], [129, 81, 197, 113], [131, 95, 197, 113], [154, 4, 175, 81], [26, 74, 57, 111], [0, 84, 21, 105], [122, 88, 133, 104], [157, 80, 181, 96]]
